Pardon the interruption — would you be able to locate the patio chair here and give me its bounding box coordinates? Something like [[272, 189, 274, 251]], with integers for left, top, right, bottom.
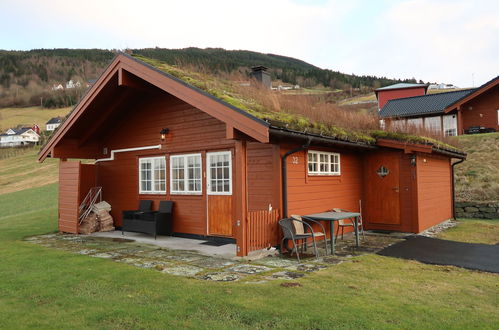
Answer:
[[279, 216, 328, 262], [137, 200, 174, 238], [122, 200, 153, 220], [331, 208, 365, 240]]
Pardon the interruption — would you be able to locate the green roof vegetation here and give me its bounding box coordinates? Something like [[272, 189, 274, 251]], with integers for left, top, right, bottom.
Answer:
[[132, 55, 462, 153]]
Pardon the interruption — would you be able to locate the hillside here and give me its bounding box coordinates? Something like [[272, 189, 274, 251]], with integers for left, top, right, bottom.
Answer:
[[0, 48, 416, 109], [455, 132, 499, 202], [0, 106, 71, 132]]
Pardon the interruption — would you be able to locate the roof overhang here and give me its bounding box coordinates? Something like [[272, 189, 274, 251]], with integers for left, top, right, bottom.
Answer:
[[38, 54, 270, 162], [377, 138, 466, 159], [444, 76, 499, 113]]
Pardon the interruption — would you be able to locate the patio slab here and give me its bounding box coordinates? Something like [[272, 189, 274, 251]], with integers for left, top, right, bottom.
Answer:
[[92, 231, 237, 258], [24, 231, 404, 282]]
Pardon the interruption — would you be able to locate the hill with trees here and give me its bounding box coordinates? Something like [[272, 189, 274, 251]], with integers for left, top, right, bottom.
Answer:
[[0, 47, 417, 109]]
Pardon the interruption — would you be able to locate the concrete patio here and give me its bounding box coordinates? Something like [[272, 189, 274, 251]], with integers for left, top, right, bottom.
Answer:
[[92, 230, 237, 259]]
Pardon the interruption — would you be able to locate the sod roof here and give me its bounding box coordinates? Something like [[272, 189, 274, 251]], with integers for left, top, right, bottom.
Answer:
[[130, 54, 463, 155]]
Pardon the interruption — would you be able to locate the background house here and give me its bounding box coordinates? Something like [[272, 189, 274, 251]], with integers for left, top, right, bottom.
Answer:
[[378, 76, 499, 135], [0, 127, 40, 148], [46, 117, 63, 131], [375, 83, 429, 110]]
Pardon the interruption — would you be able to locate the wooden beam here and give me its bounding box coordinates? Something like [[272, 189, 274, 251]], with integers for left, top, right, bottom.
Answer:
[[77, 89, 134, 147], [234, 140, 248, 256]]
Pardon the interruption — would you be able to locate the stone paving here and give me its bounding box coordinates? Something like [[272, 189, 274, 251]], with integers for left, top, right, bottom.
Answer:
[[24, 233, 403, 283]]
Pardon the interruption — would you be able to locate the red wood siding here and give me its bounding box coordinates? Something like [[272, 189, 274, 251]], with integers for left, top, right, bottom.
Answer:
[[282, 145, 363, 236], [95, 95, 234, 236], [460, 85, 499, 133], [247, 142, 280, 212], [378, 87, 427, 109], [416, 153, 452, 231], [247, 209, 280, 252], [58, 161, 80, 234]]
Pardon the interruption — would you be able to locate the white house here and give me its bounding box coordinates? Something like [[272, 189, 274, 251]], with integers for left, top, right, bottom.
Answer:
[[66, 80, 81, 89], [0, 128, 40, 148], [46, 117, 63, 131]]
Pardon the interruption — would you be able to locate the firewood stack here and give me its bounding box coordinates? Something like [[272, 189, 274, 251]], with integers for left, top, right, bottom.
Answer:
[[78, 201, 114, 234]]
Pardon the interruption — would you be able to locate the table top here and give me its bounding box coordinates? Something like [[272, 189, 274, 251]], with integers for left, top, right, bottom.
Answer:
[[304, 211, 360, 221]]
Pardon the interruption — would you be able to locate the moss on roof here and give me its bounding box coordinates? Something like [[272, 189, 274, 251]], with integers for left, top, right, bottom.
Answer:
[[131, 54, 462, 153]]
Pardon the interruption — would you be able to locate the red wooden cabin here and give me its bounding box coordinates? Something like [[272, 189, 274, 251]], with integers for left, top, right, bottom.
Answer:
[[375, 83, 429, 110], [39, 54, 465, 256]]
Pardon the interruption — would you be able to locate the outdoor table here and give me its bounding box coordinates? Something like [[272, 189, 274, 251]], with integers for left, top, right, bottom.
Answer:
[[303, 211, 361, 255]]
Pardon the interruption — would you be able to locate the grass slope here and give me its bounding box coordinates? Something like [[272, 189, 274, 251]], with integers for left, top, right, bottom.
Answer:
[[0, 148, 59, 195], [0, 106, 71, 132], [0, 185, 498, 329], [455, 132, 499, 201]]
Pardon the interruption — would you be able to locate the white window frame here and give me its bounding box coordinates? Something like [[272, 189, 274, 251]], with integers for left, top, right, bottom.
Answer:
[[443, 114, 458, 136], [138, 156, 166, 194], [307, 150, 341, 176], [169, 153, 202, 195], [207, 151, 232, 195]]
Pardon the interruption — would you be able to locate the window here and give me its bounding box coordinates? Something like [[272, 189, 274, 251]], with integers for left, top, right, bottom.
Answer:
[[170, 154, 202, 194], [308, 151, 340, 175], [443, 114, 457, 136], [207, 151, 232, 195], [139, 157, 166, 194], [424, 116, 442, 133]]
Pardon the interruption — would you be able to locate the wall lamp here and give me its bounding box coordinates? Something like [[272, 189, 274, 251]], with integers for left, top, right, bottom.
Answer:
[[160, 128, 170, 141]]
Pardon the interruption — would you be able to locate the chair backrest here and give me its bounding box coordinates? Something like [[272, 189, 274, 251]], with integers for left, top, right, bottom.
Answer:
[[138, 200, 153, 211], [290, 215, 305, 234], [158, 200, 173, 213], [332, 208, 349, 225], [279, 218, 298, 239]]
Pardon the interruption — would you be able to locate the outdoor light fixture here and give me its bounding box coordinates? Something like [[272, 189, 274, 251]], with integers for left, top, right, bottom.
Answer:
[[160, 128, 169, 141], [410, 154, 416, 166]]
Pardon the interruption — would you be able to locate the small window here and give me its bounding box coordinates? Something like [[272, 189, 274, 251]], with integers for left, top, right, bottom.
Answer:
[[170, 154, 202, 194], [139, 157, 166, 194], [307, 151, 341, 175], [207, 151, 232, 195]]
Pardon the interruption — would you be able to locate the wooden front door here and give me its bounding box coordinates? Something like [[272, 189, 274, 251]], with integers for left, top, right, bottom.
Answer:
[[207, 151, 233, 237], [365, 152, 401, 225]]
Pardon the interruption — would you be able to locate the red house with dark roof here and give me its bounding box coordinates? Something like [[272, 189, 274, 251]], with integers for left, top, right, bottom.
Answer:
[[38, 54, 466, 256], [379, 76, 499, 135], [375, 83, 429, 110]]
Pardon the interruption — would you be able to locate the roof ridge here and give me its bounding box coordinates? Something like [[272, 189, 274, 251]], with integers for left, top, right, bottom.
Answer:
[[384, 88, 475, 105]]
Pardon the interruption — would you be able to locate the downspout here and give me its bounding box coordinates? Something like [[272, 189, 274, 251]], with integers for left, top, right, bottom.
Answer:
[[282, 138, 312, 218], [451, 158, 465, 220]]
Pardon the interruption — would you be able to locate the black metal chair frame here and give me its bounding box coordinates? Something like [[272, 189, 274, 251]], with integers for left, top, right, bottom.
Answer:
[[279, 217, 328, 262]]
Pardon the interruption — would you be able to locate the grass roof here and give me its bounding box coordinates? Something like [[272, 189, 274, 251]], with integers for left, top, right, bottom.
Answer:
[[131, 54, 461, 153]]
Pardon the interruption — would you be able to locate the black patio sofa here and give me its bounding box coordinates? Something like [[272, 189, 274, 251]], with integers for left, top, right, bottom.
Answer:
[[122, 200, 173, 239]]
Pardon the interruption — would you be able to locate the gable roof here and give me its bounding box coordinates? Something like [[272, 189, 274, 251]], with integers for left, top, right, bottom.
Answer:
[[444, 75, 499, 113], [375, 83, 429, 92], [38, 54, 271, 162], [46, 117, 63, 124], [1, 127, 37, 137], [379, 89, 475, 118], [38, 53, 466, 161]]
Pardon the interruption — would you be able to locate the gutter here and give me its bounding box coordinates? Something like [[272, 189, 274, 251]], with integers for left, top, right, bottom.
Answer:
[[269, 127, 377, 150], [95, 145, 162, 162], [451, 158, 466, 220]]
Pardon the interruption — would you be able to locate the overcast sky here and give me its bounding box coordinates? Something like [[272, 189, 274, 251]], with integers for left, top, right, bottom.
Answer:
[[1, 0, 497, 87]]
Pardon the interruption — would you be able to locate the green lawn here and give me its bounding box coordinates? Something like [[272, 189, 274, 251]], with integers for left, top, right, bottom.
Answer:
[[0, 185, 498, 329], [0, 106, 71, 132]]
